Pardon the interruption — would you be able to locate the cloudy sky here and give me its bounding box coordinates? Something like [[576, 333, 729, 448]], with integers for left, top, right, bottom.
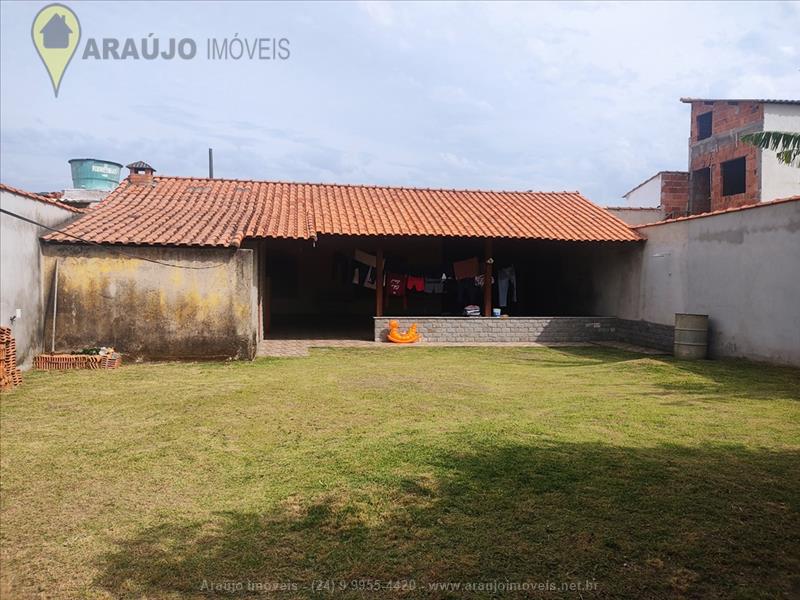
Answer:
[[1, 1, 798, 203]]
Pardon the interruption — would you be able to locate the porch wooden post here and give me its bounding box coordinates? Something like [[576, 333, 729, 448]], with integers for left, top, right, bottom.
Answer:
[[483, 238, 493, 317], [376, 246, 384, 317]]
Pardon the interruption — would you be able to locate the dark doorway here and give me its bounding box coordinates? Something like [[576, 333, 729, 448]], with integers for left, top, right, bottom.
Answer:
[[690, 167, 711, 214]]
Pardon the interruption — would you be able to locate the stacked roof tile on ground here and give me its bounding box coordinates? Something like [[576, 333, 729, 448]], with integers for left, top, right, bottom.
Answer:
[[44, 176, 642, 247]]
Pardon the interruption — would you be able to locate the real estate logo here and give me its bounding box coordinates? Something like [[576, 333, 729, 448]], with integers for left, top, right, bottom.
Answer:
[[31, 3, 81, 97], [30, 2, 290, 98]]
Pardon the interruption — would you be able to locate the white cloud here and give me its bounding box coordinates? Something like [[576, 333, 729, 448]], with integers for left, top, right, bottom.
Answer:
[[1, 1, 798, 201]]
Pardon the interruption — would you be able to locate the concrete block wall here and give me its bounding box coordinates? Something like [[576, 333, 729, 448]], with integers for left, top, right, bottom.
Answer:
[[374, 316, 672, 349], [615, 318, 674, 353]]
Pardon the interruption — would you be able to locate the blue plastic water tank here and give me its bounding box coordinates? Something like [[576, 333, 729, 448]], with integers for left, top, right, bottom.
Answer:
[[68, 158, 123, 191]]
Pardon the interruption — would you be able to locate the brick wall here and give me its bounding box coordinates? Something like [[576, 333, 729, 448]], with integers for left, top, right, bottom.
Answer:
[[691, 143, 760, 211], [374, 317, 675, 352], [659, 172, 689, 217], [688, 101, 764, 211], [689, 101, 763, 141]]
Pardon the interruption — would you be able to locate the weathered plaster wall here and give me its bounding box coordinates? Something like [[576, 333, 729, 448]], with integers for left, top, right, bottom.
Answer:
[[40, 244, 257, 360], [592, 199, 800, 365], [0, 190, 78, 369]]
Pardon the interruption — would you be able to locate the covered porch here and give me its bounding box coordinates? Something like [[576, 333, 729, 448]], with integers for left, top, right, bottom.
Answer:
[[248, 235, 639, 344]]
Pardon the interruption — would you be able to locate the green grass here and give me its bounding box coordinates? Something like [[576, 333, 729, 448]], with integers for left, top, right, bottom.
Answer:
[[1, 347, 799, 598]]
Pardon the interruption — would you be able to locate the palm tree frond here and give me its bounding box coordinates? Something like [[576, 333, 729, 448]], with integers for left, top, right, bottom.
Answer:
[[740, 131, 800, 167]]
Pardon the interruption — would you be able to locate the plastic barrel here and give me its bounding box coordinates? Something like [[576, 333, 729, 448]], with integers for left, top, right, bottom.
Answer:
[[68, 158, 123, 191], [674, 313, 709, 359]]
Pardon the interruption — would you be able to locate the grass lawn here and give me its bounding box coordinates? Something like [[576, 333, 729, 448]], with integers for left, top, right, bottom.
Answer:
[[1, 347, 799, 599]]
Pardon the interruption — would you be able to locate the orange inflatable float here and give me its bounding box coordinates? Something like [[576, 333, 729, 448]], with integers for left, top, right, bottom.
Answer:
[[387, 320, 421, 343]]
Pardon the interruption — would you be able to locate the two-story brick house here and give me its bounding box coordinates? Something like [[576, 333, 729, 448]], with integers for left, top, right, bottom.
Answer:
[[617, 98, 799, 221], [682, 97, 800, 214]]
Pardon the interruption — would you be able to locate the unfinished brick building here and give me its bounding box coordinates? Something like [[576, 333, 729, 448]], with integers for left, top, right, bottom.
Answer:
[[619, 98, 800, 219], [683, 97, 800, 213]]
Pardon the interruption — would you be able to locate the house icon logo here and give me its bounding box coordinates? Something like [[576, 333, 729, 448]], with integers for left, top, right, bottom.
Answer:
[[41, 13, 73, 49], [31, 3, 81, 97]]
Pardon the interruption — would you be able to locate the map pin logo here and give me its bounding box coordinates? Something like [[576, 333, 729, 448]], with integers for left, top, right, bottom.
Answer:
[[31, 4, 81, 97]]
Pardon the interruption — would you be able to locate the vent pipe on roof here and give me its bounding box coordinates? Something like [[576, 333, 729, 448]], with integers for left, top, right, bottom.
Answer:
[[208, 148, 214, 179]]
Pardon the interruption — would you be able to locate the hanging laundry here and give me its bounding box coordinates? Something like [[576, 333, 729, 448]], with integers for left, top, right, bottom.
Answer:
[[386, 273, 406, 296], [364, 267, 377, 289], [424, 277, 444, 294], [497, 265, 517, 308], [354, 249, 376, 267], [406, 275, 425, 292], [474, 274, 495, 287], [453, 257, 479, 280]]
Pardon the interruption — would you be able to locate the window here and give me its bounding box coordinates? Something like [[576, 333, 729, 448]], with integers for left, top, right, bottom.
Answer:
[[696, 112, 712, 140], [722, 157, 746, 196]]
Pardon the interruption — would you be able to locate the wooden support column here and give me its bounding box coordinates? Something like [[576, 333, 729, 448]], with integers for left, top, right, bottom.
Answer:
[[376, 246, 384, 317], [484, 238, 493, 317]]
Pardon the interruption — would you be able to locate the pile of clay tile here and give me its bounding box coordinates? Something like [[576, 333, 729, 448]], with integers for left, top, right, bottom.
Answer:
[[0, 327, 22, 390]]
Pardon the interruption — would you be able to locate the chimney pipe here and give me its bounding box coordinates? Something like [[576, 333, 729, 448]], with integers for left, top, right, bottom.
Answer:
[[208, 148, 214, 179]]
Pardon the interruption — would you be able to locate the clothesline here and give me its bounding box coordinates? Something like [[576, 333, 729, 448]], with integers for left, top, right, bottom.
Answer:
[[344, 249, 518, 308]]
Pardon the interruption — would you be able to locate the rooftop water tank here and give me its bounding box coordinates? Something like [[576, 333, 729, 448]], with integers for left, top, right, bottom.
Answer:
[[68, 158, 123, 191]]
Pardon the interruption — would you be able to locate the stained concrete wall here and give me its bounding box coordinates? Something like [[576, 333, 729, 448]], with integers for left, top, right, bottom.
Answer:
[[0, 190, 79, 369], [591, 199, 800, 366], [40, 244, 257, 360]]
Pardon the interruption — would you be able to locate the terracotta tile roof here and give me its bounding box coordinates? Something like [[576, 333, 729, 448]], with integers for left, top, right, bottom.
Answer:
[[635, 195, 800, 228], [44, 176, 642, 247], [0, 182, 83, 213]]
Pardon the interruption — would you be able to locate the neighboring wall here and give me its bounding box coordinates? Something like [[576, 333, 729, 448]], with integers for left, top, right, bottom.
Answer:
[[592, 199, 800, 366], [624, 173, 662, 208], [40, 244, 258, 360], [607, 208, 663, 226], [620, 171, 688, 218], [761, 104, 800, 202], [0, 189, 78, 368]]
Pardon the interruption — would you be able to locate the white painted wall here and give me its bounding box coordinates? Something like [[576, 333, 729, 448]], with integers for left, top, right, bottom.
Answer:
[[592, 199, 800, 366], [623, 173, 662, 208], [0, 190, 78, 368], [761, 104, 800, 201], [607, 207, 664, 226]]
